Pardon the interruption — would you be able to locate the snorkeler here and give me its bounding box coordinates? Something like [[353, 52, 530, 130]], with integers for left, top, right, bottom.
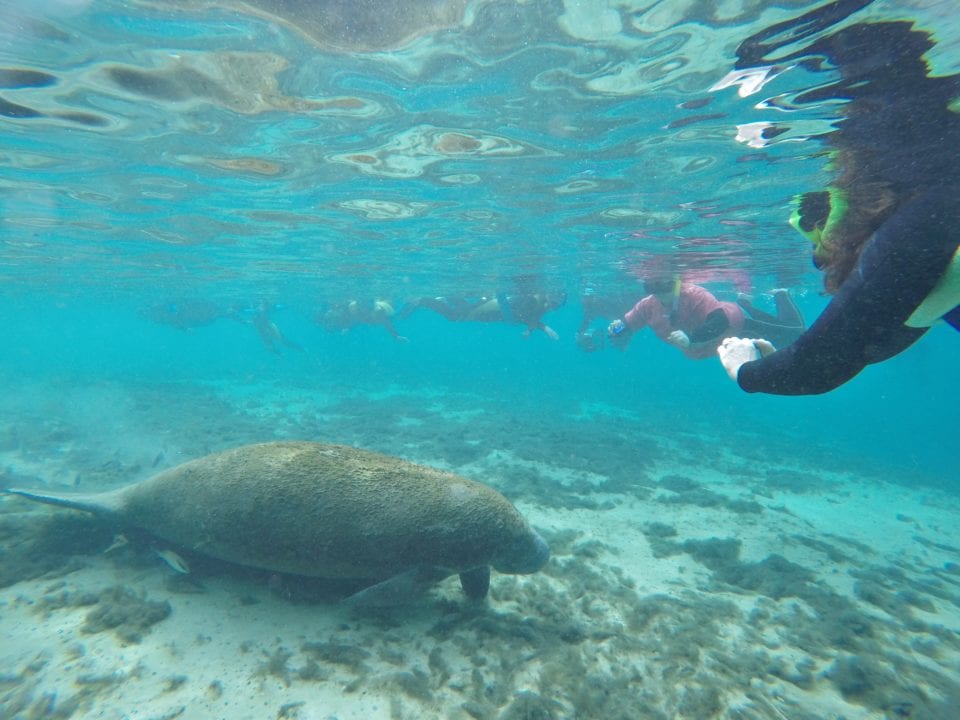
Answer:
[[575, 287, 643, 352], [247, 299, 303, 355], [317, 299, 408, 342], [140, 298, 240, 331], [607, 275, 803, 359], [715, 10, 960, 394], [402, 289, 566, 340]]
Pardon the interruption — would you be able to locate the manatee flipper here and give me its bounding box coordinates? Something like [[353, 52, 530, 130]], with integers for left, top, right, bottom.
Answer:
[[459, 566, 491, 600], [6, 487, 124, 516], [343, 566, 450, 607]]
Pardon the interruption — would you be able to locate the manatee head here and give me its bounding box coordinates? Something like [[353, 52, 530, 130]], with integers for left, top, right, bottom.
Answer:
[[492, 525, 550, 575]]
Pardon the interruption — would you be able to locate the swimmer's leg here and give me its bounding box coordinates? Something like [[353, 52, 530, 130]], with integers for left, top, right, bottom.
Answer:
[[740, 290, 804, 328], [737, 293, 775, 323], [742, 290, 805, 347], [772, 289, 804, 328], [410, 297, 470, 321]]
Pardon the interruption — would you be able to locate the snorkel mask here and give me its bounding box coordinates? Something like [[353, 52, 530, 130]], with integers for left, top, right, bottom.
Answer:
[[789, 187, 848, 267]]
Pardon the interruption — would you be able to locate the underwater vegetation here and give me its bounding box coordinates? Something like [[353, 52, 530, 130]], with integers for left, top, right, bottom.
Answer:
[[38, 583, 172, 644], [1, 382, 958, 719], [3, 492, 959, 718]]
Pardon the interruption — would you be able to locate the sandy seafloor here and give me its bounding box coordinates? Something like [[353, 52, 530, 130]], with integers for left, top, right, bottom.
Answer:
[[1, 377, 958, 720]]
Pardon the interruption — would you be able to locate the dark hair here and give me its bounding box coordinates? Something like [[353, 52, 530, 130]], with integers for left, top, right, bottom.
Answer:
[[809, 23, 945, 292], [644, 276, 676, 296], [819, 153, 899, 293], [736, 18, 960, 295]]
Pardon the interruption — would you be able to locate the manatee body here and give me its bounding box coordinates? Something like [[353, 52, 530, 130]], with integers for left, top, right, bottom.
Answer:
[[8, 441, 549, 602]]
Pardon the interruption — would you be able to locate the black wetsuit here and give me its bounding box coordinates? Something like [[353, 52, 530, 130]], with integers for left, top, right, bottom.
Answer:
[[730, 10, 960, 395], [738, 185, 960, 394]]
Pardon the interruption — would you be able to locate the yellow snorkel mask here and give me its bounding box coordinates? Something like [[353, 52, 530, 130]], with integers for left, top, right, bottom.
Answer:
[[789, 187, 848, 267]]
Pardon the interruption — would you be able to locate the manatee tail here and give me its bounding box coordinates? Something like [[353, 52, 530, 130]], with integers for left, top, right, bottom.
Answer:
[[6, 487, 124, 516]]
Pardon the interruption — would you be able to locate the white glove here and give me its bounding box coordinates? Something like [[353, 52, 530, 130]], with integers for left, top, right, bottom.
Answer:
[[667, 330, 690, 349], [718, 337, 775, 381]]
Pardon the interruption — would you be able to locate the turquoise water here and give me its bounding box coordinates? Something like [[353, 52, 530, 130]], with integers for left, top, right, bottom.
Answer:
[[1, 0, 954, 480], [1, 1, 959, 719], [3, 293, 957, 483]]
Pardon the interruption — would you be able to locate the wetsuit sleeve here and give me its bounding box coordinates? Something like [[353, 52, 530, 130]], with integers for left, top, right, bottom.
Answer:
[[689, 308, 730, 343], [737, 185, 960, 395], [623, 298, 651, 329]]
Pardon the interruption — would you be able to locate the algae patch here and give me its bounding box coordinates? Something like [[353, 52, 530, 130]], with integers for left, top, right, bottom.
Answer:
[[0, 509, 113, 588], [38, 584, 171, 643]]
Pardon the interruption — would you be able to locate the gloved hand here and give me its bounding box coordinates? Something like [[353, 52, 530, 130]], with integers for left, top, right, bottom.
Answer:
[[718, 337, 776, 381], [576, 329, 604, 352], [607, 319, 630, 348], [667, 330, 690, 349], [607, 318, 626, 336]]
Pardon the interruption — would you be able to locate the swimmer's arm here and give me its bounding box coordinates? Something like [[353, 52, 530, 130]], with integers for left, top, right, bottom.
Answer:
[[605, 299, 650, 347], [523, 321, 559, 340], [540, 323, 560, 341], [688, 308, 730, 343], [735, 186, 958, 395], [381, 319, 409, 342]]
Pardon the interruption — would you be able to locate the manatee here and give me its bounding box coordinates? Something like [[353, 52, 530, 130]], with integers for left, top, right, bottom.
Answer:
[[7, 441, 549, 604]]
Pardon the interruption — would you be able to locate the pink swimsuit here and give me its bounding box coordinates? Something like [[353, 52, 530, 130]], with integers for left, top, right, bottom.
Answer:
[[623, 284, 744, 359]]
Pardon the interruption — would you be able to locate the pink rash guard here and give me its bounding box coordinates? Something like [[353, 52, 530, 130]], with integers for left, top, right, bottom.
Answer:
[[623, 284, 745, 359]]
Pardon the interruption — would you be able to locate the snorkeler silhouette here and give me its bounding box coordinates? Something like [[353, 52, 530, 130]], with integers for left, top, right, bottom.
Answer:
[[401, 274, 566, 340], [575, 287, 641, 352], [245, 300, 304, 355], [140, 298, 240, 331], [606, 275, 803, 359], [317, 299, 409, 342], [402, 291, 566, 340], [142, 298, 302, 355], [715, 1, 960, 394]]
